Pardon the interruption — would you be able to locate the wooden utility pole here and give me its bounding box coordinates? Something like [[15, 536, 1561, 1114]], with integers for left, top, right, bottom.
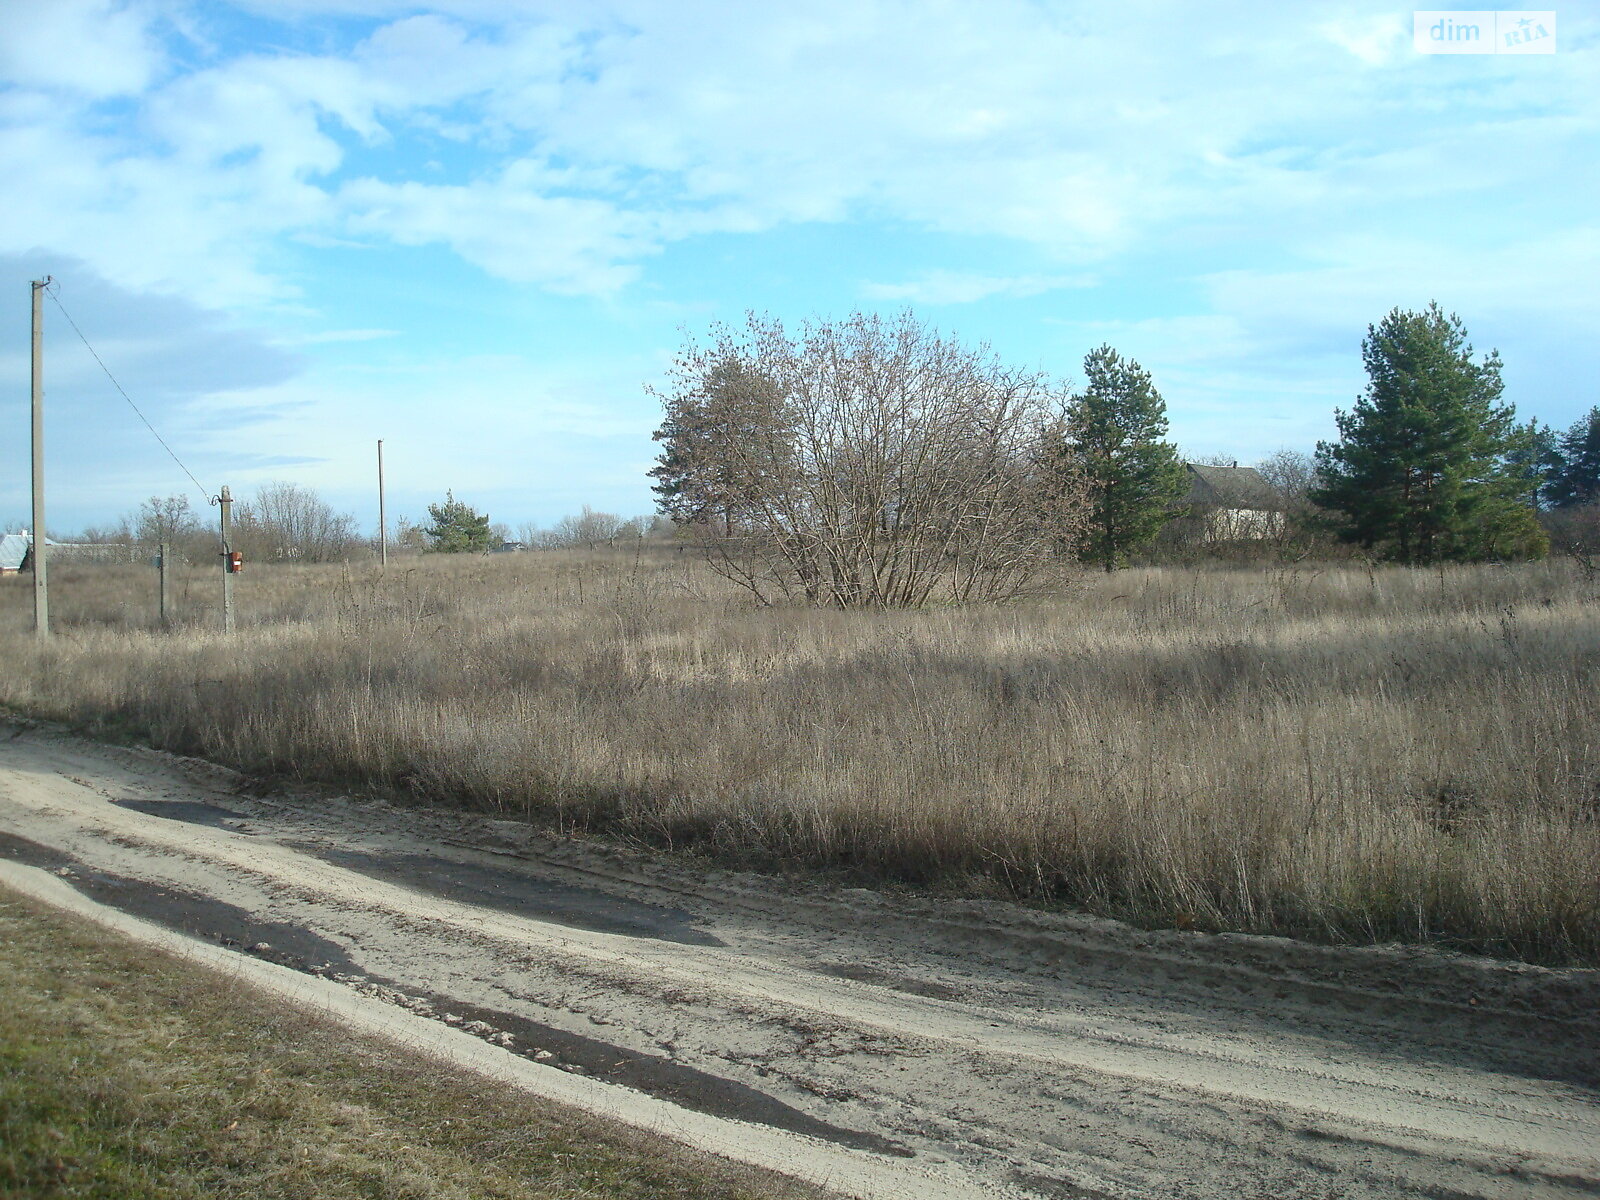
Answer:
[[158, 541, 172, 631], [30, 278, 49, 640], [219, 485, 234, 634], [377, 438, 387, 568]]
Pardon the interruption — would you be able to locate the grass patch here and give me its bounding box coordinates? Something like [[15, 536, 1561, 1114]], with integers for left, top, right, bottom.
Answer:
[[0, 885, 829, 1200]]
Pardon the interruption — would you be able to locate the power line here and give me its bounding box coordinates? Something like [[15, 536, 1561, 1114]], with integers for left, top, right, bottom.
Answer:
[[43, 282, 214, 503]]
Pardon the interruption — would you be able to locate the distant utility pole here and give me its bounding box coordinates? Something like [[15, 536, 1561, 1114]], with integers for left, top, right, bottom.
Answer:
[[219, 485, 234, 634], [158, 541, 172, 631], [30, 277, 50, 639], [377, 438, 387, 568]]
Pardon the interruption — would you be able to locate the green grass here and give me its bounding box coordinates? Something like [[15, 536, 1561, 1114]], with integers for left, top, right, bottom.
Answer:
[[0, 886, 829, 1200]]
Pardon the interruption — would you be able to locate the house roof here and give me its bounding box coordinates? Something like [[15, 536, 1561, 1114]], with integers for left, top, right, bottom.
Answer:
[[0, 533, 98, 570], [1184, 464, 1284, 511], [0, 533, 30, 571]]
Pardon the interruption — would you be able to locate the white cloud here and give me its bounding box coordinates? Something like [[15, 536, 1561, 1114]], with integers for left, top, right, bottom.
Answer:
[[1317, 13, 1410, 66], [286, 328, 400, 344], [0, 0, 165, 97], [0, 254, 305, 523], [183, 347, 665, 528], [4, 0, 1597, 309], [1202, 229, 1600, 342], [861, 270, 1093, 305], [337, 169, 657, 294]]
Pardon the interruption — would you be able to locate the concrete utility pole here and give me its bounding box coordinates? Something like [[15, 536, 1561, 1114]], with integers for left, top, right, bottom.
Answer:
[[30, 278, 49, 639], [377, 438, 387, 568], [158, 541, 172, 631], [219, 485, 234, 634]]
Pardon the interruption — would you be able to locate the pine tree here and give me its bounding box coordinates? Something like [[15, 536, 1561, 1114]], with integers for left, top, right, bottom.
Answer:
[[423, 490, 492, 553], [1505, 419, 1564, 509], [1064, 345, 1187, 570], [1312, 303, 1545, 563], [1548, 406, 1600, 509], [649, 355, 793, 536]]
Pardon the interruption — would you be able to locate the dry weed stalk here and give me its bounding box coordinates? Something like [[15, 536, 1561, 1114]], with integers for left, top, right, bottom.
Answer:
[[2, 552, 1595, 964]]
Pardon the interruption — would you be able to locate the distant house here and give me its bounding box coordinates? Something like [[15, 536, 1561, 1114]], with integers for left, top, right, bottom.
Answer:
[[1182, 464, 1285, 540], [488, 540, 527, 554], [0, 532, 136, 573], [0, 533, 30, 574]]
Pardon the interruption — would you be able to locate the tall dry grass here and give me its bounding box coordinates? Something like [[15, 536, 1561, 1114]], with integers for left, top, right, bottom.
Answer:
[[2, 550, 1596, 964]]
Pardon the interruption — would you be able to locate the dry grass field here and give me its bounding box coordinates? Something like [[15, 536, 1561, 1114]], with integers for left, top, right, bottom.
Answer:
[[2, 548, 1596, 965]]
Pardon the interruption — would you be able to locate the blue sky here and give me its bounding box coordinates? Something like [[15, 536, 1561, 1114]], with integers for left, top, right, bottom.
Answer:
[[2, 1, 1596, 535]]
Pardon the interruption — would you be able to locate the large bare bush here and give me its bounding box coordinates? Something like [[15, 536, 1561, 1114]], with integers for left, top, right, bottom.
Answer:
[[651, 310, 1087, 606]]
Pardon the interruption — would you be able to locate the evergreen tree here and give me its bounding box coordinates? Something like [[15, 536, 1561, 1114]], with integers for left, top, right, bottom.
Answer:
[[1506, 419, 1563, 509], [1312, 303, 1545, 563], [1064, 344, 1187, 570], [1548, 406, 1600, 509], [423, 490, 492, 553], [649, 355, 794, 536]]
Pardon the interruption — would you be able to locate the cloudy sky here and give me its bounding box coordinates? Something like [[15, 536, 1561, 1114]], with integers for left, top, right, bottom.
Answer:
[[2, 1, 1595, 535]]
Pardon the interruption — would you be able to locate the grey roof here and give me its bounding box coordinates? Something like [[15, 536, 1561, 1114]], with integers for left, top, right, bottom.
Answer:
[[0, 533, 103, 570], [1184, 464, 1284, 511], [0, 533, 30, 571]]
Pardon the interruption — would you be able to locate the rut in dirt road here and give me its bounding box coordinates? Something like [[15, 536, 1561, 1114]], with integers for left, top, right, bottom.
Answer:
[[1, 723, 1597, 1200]]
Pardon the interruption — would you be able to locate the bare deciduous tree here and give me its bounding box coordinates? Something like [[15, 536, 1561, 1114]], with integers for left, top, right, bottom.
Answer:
[[234, 481, 359, 563], [123, 494, 210, 562], [555, 507, 643, 548], [650, 310, 1087, 607], [519, 509, 650, 549], [392, 516, 428, 554], [135, 494, 203, 545], [1255, 448, 1318, 506]]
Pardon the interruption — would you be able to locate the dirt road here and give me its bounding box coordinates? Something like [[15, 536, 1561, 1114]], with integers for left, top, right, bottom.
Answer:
[[1, 721, 1595, 1199]]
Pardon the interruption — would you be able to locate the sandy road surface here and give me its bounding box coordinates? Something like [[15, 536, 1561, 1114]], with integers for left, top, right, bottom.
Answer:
[[1, 722, 1596, 1200]]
